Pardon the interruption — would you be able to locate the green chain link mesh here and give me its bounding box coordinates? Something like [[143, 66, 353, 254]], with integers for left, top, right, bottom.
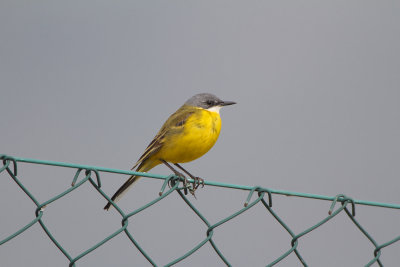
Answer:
[[1, 154, 399, 267]]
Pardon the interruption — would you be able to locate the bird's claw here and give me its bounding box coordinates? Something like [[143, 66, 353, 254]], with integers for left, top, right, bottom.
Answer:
[[192, 177, 204, 190], [171, 171, 189, 195], [188, 176, 204, 198], [170, 171, 204, 197], [189, 187, 197, 199]]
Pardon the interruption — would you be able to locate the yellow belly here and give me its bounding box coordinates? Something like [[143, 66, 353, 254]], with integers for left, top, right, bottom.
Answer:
[[157, 109, 222, 163]]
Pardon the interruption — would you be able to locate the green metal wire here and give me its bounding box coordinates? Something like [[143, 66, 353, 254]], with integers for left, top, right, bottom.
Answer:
[[1, 154, 399, 266]]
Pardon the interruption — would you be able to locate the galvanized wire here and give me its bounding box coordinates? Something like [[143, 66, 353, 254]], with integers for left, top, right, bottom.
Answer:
[[1, 154, 399, 266]]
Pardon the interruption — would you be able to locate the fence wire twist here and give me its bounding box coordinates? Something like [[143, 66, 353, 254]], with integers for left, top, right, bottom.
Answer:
[[1, 154, 400, 266]]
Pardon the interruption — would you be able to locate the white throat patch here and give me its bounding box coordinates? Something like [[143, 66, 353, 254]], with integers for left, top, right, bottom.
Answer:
[[206, 106, 222, 114]]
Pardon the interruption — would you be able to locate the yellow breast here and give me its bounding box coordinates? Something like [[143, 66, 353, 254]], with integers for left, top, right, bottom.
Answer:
[[159, 108, 222, 163]]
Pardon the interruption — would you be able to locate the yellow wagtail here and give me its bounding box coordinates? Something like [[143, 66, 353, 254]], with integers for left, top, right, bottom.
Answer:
[[104, 93, 235, 210]]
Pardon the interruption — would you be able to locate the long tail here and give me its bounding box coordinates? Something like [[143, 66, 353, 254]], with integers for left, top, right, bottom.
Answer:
[[103, 175, 140, 210], [103, 159, 160, 210]]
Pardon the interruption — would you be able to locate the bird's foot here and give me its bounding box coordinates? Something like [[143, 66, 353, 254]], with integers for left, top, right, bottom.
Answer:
[[192, 177, 204, 190], [168, 172, 185, 188], [169, 171, 190, 195], [188, 177, 204, 198], [168, 170, 204, 197]]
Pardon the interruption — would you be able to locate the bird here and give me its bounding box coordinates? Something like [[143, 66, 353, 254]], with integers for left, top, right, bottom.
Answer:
[[104, 93, 236, 210]]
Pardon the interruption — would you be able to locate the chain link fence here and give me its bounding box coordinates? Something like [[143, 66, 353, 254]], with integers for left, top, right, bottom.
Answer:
[[1, 154, 399, 266]]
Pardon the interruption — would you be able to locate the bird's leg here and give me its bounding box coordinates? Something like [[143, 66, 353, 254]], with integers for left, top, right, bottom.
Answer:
[[161, 160, 189, 195], [174, 163, 204, 197]]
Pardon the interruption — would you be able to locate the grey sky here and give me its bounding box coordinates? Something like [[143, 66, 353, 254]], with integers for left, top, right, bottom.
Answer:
[[1, 1, 399, 266]]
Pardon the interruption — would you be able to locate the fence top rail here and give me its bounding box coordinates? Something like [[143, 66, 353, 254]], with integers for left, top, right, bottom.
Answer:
[[2, 155, 399, 210]]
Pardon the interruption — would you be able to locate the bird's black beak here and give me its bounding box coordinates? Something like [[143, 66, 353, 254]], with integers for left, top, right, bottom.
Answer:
[[221, 100, 236, 106]]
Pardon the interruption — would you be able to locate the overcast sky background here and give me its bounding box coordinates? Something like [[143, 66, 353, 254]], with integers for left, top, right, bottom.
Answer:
[[1, 1, 399, 266]]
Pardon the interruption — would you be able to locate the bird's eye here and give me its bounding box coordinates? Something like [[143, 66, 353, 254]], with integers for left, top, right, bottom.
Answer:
[[206, 100, 213, 106]]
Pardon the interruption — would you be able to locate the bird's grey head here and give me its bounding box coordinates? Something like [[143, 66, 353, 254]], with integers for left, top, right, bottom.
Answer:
[[185, 93, 236, 110]]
